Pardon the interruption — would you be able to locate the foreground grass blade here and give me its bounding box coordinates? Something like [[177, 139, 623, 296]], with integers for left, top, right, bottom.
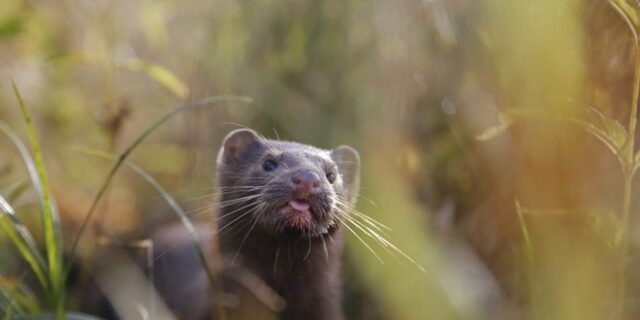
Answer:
[[0, 123, 50, 290], [76, 149, 212, 272], [5, 180, 30, 203], [607, 0, 639, 42], [0, 195, 48, 290], [477, 107, 627, 166], [0, 282, 25, 316], [515, 200, 534, 266], [79, 149, 219, 296], [0, 122, 47, 208], [67, 95, 252, 270], [57, 52, 190, 99], [12, 81, 64, 318], [117, 59, 189, 99], [7, 276, 40, 314]]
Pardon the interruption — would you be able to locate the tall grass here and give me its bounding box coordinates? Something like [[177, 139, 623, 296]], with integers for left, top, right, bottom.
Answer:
[[0, 80, 251, 318], [77, 148, 228, 320], [0, 81, 66, 319], [477, 1, 640, 318]]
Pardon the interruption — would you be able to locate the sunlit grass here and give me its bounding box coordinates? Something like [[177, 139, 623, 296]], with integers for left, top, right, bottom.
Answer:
[[476, 1, 640, 319], [2, 0, 640, 319], [0, 82, 251, 318]]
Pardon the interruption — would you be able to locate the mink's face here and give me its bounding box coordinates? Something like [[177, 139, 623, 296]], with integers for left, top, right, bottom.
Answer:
[[216, 129, 360, 239]]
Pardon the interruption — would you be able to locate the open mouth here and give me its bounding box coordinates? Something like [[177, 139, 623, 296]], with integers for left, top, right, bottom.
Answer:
[[276, 199, 336, 237], [283, 199, 313, 229], [288, 199, 310, 212]]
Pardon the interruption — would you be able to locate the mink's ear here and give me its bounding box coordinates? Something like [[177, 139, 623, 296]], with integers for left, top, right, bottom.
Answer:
[[217, 129, 261, 166], [331, 145, 360, 204]]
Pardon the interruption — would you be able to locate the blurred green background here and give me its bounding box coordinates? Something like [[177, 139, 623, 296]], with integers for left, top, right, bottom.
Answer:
[[2, 0, 640, 319]]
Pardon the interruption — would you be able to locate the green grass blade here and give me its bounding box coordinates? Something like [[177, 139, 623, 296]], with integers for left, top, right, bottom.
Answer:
[[475, 113, 513, 141], [56, 53, 189, 99], [0, 123, 51, 291], [5, 180, 30, 203], [66, 95, 252, 274], [0, 294, 24, 319], [11, 81, 64, 318], [78, 149, 218, 285], [0, 282, 25, 316], [515, 199, 534, 266], [8, 274, 41, 313], [0, 122, 48, 215], [0, 195, 49, 290], [608, 0, 639, 43], [490, 107, 627, 166], [117, 58, 189, 99]]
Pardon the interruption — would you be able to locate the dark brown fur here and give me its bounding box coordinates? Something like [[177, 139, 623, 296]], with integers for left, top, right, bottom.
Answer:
[[214, 129, 360, 320]]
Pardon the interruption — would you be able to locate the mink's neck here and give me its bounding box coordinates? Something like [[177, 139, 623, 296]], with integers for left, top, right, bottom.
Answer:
[[218, 212, 344, 320]]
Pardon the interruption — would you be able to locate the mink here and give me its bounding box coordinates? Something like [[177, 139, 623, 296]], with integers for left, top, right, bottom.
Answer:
[[213, 129, 360, 320]]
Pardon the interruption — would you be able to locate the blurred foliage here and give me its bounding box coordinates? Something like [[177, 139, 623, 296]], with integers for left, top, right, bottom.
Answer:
[[3, 0, 640, 319]]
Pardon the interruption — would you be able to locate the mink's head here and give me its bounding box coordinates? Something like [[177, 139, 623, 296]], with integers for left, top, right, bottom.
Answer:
[[215, 129, 360, 239]]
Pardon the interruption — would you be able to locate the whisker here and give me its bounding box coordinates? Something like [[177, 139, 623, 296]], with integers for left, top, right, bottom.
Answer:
[[273, 244, 280, 277], [334, 215, 384, 264], [338, 212, 399, 260], [287, 240, 292, 268], [181, 193, 218, 202], [216, 175, 269, 181], [335, 199, 391, 231], [222, 210, 260, 239], [356, 194, 378, 207], [327, 233, 335, 246], [215, 202, 261, 233], [152, 243, 179, 263], [189, 194, 262, 216], [212, 196, 259, 204], [321, 236, 329, 263], [209, 189, 264, 197], [146, 186, 216, 199], [272, 127, 281, 140], [303, 233, 312, 261], [217, 185, 265, 190], [350, 212, 391, 235], [336, 208, 425, 273], [180, 187, 264, 203], [221, 185, 262, 190], [232, 205, 266, 266], [215, 194, 262, 207]]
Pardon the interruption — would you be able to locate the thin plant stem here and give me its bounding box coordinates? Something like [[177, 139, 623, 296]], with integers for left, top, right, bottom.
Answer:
[[12, 81, 65, 319], [617, 39, 640, 320], [66, 95, 252, 271], [64, 96, 249, 320], [622, 44, 640, 234]]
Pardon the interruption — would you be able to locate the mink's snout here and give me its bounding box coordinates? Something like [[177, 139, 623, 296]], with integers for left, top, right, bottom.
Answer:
[[290, 169, 322, 199]]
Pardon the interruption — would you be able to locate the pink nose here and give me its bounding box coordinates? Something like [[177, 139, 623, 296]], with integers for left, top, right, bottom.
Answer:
[[291, 170, 321, 197]]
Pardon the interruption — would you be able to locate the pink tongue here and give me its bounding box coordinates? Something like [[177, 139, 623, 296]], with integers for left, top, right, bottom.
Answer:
[[289, 200, 310, 211]]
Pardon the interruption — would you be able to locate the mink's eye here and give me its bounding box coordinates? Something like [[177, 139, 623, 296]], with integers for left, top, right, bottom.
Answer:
[[263, 159, 278, 171], [326, 172, 336, 184]]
